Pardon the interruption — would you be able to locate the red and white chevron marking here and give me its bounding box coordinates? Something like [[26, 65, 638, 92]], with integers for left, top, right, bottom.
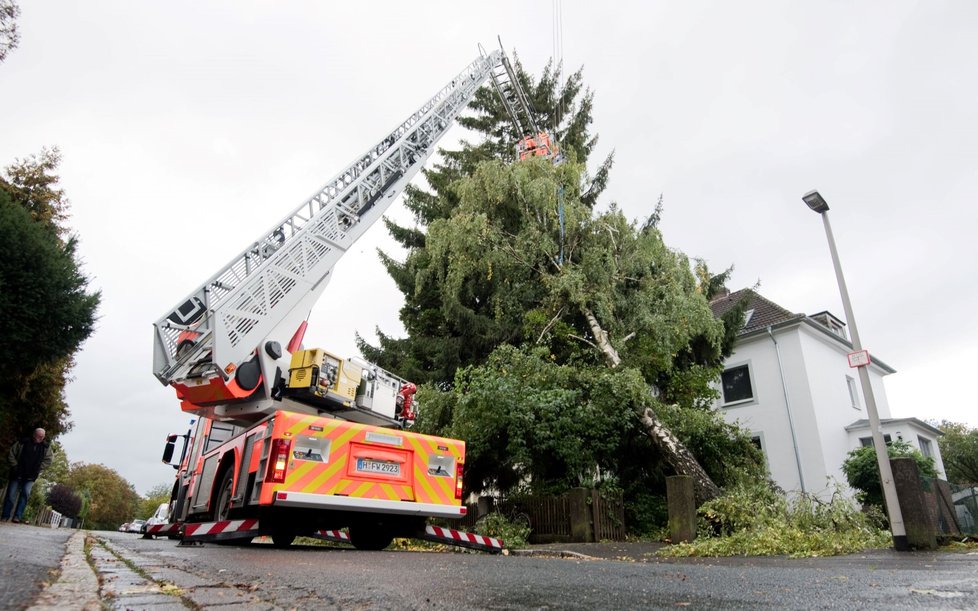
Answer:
[[313, 529, 351, 543], [425, 525, 503, 550], [145, 523, 182, 536], [183, 519, 260, 539]]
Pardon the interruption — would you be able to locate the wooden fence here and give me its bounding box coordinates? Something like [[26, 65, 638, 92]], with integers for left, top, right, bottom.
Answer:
[[455, 488, 625, 543], [591, 489, 626, 541]]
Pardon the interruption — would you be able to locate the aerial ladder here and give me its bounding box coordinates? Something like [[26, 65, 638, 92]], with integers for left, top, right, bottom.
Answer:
[[482, 39, 558, 161], [149, 42, 544, 551]]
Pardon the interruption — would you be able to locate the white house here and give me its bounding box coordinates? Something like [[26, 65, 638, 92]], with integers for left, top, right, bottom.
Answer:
[[710, 289, 945, 499]]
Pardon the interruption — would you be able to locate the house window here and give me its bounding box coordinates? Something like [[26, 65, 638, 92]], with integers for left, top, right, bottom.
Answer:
[[918, 436, 933, 458], [721, 364, 754, 405], [846, 376, 860, 410], [750, 436, 763, 451], [859, 434, 892, 448]]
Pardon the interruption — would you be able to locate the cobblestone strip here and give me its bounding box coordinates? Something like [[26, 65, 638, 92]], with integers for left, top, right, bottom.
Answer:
[[89, 538, 187, 609], [95, 537, 283, 610], [27, 531, 101, 611]]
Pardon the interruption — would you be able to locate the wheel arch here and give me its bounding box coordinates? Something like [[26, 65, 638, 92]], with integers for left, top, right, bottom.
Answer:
[[209, 449, 240, 516]]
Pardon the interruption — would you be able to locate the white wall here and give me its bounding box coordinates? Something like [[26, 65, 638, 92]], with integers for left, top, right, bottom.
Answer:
[[715, 327, 821, 495], [716, 321, 899, 500], [715, 313, 954, 505], [796, 325, 889, 494]]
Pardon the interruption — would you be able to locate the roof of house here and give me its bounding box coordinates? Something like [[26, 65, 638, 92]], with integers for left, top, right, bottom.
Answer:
[[709, 288, 805, 334], [845, 418, 943, 437], [710, 288, 896, 374]]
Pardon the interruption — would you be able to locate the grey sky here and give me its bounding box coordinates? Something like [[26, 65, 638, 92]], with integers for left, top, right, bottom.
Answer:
[[2, 1, 975, 495]]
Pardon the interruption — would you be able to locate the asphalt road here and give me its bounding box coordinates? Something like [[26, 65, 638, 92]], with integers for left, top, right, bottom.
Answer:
[[94, 531, 978, 610], [0, 522, 73, 610]]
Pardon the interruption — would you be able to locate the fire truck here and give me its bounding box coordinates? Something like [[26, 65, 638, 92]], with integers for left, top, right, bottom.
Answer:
[[148, 42, 552, 551]]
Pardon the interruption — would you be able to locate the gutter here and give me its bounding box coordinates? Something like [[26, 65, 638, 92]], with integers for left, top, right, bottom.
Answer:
[[739, 317, 896, 375], [768, 326, 807, 493]]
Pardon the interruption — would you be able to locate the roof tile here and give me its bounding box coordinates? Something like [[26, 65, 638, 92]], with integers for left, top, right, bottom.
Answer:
[[709, 289, 804, 335]]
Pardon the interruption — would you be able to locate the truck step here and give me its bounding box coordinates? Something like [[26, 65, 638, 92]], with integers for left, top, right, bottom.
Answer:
[[182, 519, 261, 542]]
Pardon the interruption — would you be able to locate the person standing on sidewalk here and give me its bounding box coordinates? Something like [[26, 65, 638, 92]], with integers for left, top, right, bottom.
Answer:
[[2, 428, 52, 523]]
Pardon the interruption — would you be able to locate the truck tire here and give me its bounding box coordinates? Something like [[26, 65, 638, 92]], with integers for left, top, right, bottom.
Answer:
[[348, 524, 394, 551], [211, 470, 255, 546], [213, 469, 234, 521]]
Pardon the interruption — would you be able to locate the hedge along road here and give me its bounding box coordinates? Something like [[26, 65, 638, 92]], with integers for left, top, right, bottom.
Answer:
[[80, 530, 978, 610]]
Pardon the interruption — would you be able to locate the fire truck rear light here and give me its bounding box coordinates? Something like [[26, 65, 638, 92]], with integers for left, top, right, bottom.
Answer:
[[459, 506, 467, 516], [455, 463, 464, 500], [277, 492, 288, 501], [266, 438, 292, 483]]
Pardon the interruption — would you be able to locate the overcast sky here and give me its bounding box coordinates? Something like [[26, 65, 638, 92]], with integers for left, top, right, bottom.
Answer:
[[2, 1, 975, 495]]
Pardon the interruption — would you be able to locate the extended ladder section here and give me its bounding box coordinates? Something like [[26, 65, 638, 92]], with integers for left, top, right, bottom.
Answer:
[[482, 39, 557, 162], [152, 50, 507, 390], [484, 42, 541, 139]]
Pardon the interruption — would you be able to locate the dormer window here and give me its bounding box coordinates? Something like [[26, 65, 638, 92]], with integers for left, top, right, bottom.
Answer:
[[742, 309, 754, 329], [810, 311, 848, 340]]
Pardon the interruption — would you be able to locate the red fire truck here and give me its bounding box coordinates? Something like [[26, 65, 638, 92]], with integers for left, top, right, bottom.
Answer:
[[148, 42, 550, 552]]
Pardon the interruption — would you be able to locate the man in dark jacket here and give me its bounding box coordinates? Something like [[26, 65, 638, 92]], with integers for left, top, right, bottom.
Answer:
[[2, 428, 53, 523]]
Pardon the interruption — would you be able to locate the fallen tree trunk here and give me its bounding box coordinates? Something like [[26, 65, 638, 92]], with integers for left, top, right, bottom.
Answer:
[[583, 307, 622, 367], [582, 305, 721, 506], [639, 407, 721, 505]]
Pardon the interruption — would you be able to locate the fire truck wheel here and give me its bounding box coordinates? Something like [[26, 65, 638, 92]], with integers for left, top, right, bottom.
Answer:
[[213, 470, 234, 521], [348, 524, 394, 551]]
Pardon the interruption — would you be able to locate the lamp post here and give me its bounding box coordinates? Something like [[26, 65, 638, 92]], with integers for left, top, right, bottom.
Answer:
[[802, 189, 908, 551]]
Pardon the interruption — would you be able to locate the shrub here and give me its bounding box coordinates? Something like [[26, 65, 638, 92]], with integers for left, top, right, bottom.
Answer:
[[658, 482, 890, 558], [842, 440, 936, 508], [624, 490, 668, 538], [46, 483, 82, 517], [699, 480, 785, 536], [473, 512, 531, 549]]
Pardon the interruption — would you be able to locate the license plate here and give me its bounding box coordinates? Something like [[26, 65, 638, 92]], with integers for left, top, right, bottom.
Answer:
[[356, 458, 401, 476]]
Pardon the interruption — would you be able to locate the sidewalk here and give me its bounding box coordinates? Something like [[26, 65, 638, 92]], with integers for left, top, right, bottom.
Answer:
[[33, 529, 280, 610], [28, 529, 100, 611], [20, 530, 667, 608], [0, 521, 74, 610]]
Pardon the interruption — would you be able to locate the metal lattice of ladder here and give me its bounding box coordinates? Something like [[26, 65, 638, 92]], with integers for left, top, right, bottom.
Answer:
[[153, 51, 506, 387]]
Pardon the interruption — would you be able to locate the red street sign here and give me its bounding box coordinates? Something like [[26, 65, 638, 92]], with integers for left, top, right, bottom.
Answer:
[[848, 350, 871, 368]]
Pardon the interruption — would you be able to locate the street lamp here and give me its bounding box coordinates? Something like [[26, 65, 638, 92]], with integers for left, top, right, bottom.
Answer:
[[802, 189, 908, 551]]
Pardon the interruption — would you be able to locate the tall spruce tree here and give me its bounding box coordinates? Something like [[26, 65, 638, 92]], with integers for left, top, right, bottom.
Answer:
[[359, 60, 760, 506], [359, 58, 612, 384]]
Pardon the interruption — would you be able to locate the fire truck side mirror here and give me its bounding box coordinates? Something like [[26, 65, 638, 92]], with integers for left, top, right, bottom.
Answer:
[[162, 434, 178, 465]]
